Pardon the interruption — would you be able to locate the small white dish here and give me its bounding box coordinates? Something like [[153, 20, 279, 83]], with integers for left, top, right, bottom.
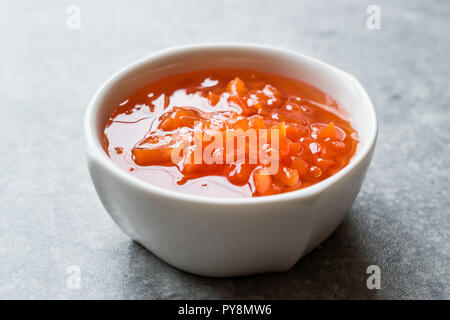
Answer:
[[85, 44, 377, 277]]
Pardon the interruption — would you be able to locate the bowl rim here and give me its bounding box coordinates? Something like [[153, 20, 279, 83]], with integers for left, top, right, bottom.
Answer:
[[85, 43, 377, 206]]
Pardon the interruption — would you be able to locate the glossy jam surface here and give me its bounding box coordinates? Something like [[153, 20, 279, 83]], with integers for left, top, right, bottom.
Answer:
[[103, 69, 358, 198]]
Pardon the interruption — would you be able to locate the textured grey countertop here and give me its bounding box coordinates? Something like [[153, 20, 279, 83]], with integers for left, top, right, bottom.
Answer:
[[1, 0, 449, 299]]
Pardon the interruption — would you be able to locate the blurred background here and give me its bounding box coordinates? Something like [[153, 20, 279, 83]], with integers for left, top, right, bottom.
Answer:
[[0, 0, 448, 299]]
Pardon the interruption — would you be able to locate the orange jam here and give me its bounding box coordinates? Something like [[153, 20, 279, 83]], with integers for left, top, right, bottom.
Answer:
[[103, 69, 358, 198]]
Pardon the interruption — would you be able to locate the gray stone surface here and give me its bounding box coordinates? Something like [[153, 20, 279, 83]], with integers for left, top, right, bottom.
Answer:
[[0, 0, 449, 299]]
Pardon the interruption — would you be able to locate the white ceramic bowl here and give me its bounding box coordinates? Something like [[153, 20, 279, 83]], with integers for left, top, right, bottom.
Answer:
[[85, 44, 377, 277]]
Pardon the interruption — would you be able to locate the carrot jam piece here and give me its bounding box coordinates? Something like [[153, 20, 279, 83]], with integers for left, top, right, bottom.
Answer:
[[103, 69, 358, 198]]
